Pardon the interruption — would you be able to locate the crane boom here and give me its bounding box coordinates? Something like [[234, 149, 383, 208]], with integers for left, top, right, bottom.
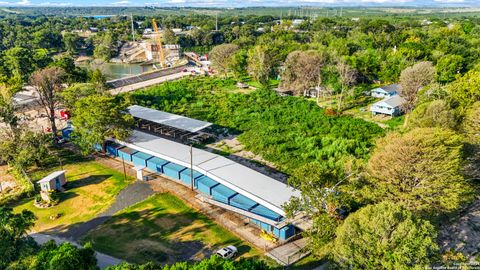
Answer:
[[152, 19, 166, 68]]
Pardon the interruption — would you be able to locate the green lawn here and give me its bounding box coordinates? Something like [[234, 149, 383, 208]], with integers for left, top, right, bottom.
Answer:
[[82, 193, 263, 264], [13, 150, 133, 233]]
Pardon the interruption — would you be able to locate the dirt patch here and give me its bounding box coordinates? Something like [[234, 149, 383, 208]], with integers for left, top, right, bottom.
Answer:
[[439, 198, 480, 261], [154, 217, 178, 230]]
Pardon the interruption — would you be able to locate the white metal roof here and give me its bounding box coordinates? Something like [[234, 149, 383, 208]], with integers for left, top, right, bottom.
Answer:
[[118, 130, 300, 216], [128, 105, 212, 133], [375, 95, 405, 108], [37, 170, 66, 184], [372, 84, 401, 94]]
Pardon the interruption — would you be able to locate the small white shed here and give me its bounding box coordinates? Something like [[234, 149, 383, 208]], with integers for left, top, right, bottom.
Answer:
[[38, 171, 67, 191]]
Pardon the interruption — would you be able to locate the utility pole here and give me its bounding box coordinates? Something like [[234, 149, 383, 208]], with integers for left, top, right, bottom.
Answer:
[[122, 156, 127, 181], [130, 14, 135, 42], [215, 13, 218, 31], [190, 145, 194, 191]]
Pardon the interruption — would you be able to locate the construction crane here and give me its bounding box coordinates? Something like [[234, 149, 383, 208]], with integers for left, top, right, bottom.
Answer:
[[151, 19, 166, 69]]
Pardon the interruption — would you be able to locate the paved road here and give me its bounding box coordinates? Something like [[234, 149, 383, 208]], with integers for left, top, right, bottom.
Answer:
[[60, 181, 154, 240], [110, 69, 194, 95], [30, 233, 123, 269]]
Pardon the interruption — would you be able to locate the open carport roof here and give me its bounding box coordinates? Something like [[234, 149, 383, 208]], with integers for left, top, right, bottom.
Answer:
[[118, 130, 300, 216], [128, 105, 212, 133]]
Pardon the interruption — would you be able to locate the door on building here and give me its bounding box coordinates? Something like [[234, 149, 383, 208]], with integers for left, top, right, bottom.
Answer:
[[55, 178, 61, 190]]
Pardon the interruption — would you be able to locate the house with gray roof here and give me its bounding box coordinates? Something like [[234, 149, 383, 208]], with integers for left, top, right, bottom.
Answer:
[[371, 84, 401, 98], [370, 95, 405, 116]]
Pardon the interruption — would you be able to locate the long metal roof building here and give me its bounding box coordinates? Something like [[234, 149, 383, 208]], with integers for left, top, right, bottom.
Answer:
[[119, 130, 300, 216]]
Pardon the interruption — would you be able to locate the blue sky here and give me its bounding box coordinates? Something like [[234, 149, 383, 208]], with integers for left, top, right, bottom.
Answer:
[[0, 0, 478, 8]]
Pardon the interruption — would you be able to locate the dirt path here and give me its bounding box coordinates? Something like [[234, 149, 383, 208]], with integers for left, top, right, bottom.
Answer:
[[59, 181, 154, 240]]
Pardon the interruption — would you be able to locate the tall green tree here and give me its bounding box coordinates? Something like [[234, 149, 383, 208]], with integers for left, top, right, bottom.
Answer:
[[209, 43, 239, 77], [463, 102, 480, 145], [3, 47, 34, 81], [70, 94, 133, 154], [0, 207, 37, 269], [247, 45, 274, 85], [436, 54, 463, 83], [332, 202, 438, 270], [0, 83, 20, 132], [34, 241, 98, 270], [367, 128, 472, 216], [408, 100, 457, 130], [448, 69, 480, 111]]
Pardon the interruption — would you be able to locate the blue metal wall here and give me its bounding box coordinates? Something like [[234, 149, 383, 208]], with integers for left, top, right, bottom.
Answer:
[[250, 218, 296, 240], [250, 204, 282, 221], [132, 152, 153, 167], [196, 176, 218, 195], [162, 162, 187, 180], [146, 157, 169, 173], [211, 184, 237, 204], [118, 147, 138, 162], [179, 169, 203, 186], [106, 142, 121, 157], [229, 194, 258, 211]]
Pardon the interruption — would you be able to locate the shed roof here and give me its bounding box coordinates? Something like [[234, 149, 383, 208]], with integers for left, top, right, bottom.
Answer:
[[128, 105, 212, 133], [38, 171, 66, 184], [118, 130, 300, 216]]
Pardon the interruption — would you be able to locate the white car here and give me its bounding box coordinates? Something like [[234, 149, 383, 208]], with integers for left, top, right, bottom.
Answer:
[[215, 245, 237, 259]]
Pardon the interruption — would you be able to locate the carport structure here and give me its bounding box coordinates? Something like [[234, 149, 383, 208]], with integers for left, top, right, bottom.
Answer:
[[128, 105, 213, 143]]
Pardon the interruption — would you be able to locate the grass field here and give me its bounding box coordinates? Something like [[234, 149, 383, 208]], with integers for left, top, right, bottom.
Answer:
[[13, 149, 133, 233], [82, 193, 263, 265]]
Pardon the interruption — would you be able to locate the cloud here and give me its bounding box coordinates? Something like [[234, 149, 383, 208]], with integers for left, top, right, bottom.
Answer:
[[15, 0, 30, 5], [111, 0, 130, 4], [434, 0, 465, 2], [38, 1, 73, 5]]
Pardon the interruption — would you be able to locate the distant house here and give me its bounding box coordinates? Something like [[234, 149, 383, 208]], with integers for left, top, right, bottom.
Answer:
[[38, 171, 67, 192], [370, 95, 405, 116], [370, 84, 401, 98]]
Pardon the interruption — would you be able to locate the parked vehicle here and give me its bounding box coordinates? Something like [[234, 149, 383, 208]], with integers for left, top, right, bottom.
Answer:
[[215, 246, 237, 259]]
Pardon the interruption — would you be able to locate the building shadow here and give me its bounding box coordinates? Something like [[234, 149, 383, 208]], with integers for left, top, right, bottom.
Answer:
[[66, 174, 113, 189]]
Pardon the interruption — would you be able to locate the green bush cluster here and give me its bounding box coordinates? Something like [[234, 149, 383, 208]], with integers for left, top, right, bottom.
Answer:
[[130, 77, 383, 173]]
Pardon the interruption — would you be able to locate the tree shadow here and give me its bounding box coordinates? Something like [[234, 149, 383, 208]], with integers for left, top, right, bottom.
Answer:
[[66, 174, 112, 189]]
